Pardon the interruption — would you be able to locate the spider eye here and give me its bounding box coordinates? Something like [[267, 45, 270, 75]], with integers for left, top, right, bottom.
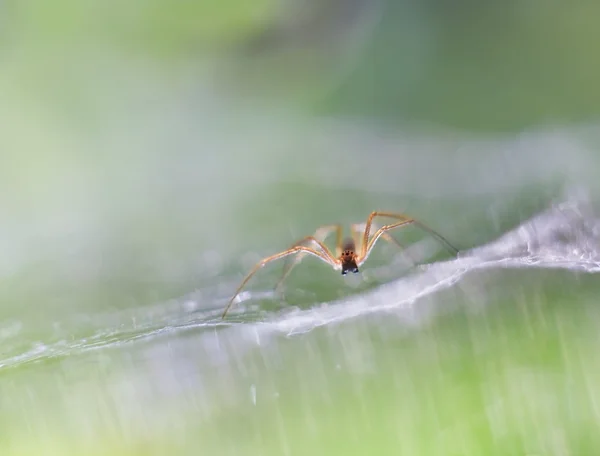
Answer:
[[353, 268, 359, 273], [341, 270, 347, 276]]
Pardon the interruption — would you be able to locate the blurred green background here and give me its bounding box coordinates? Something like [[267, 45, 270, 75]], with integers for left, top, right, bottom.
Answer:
[[2, 0, 600, 454]]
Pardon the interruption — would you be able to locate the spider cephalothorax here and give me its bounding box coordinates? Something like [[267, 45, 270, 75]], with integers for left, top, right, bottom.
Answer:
[[340, 239, 359, 275], [221, 211, 459, 319]]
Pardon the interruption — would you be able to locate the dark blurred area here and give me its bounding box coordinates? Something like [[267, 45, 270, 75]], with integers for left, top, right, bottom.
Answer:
[[238, 0, 600, 131]]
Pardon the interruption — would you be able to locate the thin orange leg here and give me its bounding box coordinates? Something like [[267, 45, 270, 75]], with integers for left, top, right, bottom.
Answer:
[[360, 211, 458, 260], [351, 223, 406, 253], [222, 245, 337, 319], [358, 220, 414, 266], [274, 224, 342, 292], [352, 222, 416, 267]]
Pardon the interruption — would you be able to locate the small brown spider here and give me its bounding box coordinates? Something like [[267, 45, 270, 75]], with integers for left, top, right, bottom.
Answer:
[[221, 211, 458, 319]]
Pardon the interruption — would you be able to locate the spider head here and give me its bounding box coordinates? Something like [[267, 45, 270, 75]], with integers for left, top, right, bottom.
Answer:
[[340, 250, 359, 275]]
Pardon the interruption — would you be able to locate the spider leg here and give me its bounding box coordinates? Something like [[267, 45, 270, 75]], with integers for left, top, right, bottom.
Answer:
[[360, 211, 458, 259], [351, 223, 406, 253], [222, 245, 337, 319], [351, 222, 417, 267], [357, 220, 414, 266], [274, 224, 342, 292]]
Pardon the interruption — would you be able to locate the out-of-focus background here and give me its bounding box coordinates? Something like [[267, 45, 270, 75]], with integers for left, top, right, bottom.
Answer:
[[2, 1, 600, 454]]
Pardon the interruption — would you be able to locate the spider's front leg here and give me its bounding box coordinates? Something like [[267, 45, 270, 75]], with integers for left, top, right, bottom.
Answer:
[[351, 222, 415, 267], [222, 245, 337, 319], [351, 222, 407, 253], [358, 211, 458, 266], [274, 224, 342, 292], [360, 212, 413, 258]]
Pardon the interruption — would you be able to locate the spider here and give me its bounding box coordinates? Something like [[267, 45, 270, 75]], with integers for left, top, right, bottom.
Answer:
[[221, 211, 459, 319]]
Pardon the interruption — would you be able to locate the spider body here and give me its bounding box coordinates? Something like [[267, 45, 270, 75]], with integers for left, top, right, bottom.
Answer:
[[221, 211, 459, 319]]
